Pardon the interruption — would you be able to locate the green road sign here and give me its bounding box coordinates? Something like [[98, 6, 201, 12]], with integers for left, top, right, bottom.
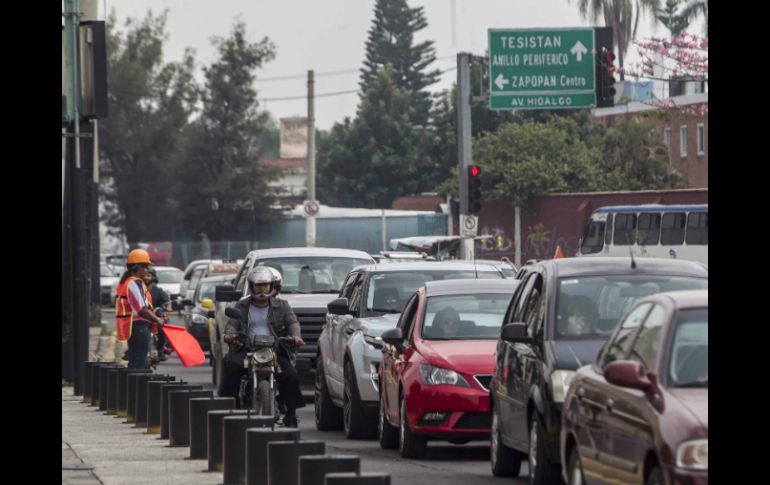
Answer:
[[488, 28, 596, 110]]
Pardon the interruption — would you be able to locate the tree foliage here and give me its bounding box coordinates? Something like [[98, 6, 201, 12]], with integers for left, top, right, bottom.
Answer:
[[176, 21, 280, 240], [99, 10, 198, 242]]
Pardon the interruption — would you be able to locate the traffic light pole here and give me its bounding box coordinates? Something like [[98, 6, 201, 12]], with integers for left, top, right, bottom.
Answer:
[[456, 53, 473, 260]]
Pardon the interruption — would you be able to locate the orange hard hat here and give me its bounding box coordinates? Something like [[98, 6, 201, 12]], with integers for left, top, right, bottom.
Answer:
[[127, 249, 153, 265]]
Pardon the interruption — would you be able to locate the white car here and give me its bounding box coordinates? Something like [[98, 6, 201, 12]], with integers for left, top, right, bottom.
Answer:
[[100, 263, 120, 305], [154, 266, 184, 299]]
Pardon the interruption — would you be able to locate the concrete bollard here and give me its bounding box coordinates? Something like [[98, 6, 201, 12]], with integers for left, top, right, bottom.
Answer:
[[188, 397, 235, 459], [245, 428, 300, 485], [160, 384, 201, 439], [298, 455, 361, 485], [96, 364, 121, 409], [207, 410, 251, 472], [146, 380, 187, 433], [85, 362, 112, 405], [267, 440, 326, 485], [118, 370, 152, 418], [126, 373, 159, 423], [105, 367, 133, 415], [133, 375, 175, 427], [221, 415, 274, 482], [81, 361, 104, 402], [168, 389, 213, 446], [324, 473, 391, 485]]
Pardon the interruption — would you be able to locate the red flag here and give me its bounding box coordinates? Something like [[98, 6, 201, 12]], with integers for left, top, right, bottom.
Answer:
[[161, 324, 206, 367]]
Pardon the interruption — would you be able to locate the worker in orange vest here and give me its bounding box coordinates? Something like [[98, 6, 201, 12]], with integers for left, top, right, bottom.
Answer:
[[115, 249, 166, 369]]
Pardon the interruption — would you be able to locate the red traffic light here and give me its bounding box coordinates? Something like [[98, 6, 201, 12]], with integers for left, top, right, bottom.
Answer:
[[605, 52, 615, 63], [470, 165, 480, 177]]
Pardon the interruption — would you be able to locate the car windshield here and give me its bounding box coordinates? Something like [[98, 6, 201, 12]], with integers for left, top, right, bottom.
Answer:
[[156, 269, 183, 284], [422, 293, 511, 340], [100, 263, 116, 277], [498, 266, 516, 278], [668, 308, 708, 388], [197, 281, 219, 303], [256, 257, 373, 293], [555, 275, 708, 340], [365, 270, 502, 316]]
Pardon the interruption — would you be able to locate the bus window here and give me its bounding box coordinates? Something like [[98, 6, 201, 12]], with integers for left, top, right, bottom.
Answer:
[[661, 213, 686, 245], [686, 212, 708, 245], [613, 214, 637, 245], [580, 220, 605, 254], [638, 213, 661, 245], [604, 214, 614, 246]]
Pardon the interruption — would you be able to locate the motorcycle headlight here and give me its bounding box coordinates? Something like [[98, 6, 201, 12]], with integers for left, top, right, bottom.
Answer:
[[191, 313, 208, 324], [364, 335, 383, 350], [419, 364, 469, 387], [676, 439, 708, 470], [253, 347, 274, 364], [551, 370, 576, 403]]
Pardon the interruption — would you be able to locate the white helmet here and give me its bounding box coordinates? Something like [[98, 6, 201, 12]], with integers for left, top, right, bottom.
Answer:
[[266, 267, 282, 294], [248, 267, 275, 297]]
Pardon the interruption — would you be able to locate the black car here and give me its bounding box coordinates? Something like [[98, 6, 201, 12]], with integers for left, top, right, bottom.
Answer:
[[489, 257, 708, 484]]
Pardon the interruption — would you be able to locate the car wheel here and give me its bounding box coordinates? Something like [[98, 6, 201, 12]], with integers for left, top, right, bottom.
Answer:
[[398, 396, 427, 459], [490, 411, 523, 477], [528, 414, 560, 485], [567, 447, 585, 485], [314, 355, 343, 430], [378, 390, 398, 449], [645, 465, 664, 485], [343, 360, 377, 439]]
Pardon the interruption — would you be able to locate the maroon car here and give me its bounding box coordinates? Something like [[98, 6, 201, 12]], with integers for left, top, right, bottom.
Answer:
[[561, 290, 708, 485]]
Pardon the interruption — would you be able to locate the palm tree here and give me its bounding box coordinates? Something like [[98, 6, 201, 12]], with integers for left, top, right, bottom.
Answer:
[[656, 0, 707, 38], [679, 0, 707, 35], [573, 0, 661, 80]]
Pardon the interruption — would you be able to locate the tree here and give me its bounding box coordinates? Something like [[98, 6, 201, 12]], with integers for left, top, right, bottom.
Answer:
[[176, 20, 280, 240], [571, 0, 661, 79], [656, 0, 692, 38], [318, 65, 419, 208], [359, 0, 441, 126], [99, 10, 198, 243]]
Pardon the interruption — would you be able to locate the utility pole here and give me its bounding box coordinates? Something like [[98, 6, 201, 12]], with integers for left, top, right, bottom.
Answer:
[[456, 53, 473, 260], [305, 69, 316, 247]]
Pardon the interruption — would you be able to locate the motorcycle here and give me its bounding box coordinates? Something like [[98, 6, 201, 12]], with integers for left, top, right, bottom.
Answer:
[[224, 307, 295, 418]]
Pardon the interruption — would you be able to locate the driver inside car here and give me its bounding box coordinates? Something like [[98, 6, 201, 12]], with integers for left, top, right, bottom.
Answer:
[[219, 267, 306, 427]]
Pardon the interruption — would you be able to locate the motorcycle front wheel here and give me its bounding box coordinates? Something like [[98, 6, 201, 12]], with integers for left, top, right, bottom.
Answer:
[[256, 379, 274, 417]]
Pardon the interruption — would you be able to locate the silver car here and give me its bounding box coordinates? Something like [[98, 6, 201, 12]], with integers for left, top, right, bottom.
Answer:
[[315, 261, 506, 438]]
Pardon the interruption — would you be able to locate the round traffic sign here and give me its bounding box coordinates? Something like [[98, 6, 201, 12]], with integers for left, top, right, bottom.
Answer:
[[304, 200, 319, 216], [464, 216, 477, 230]]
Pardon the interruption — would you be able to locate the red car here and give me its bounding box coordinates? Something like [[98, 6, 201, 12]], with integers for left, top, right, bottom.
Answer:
[[561, 290, 708, 485], [378, 278, 518, 458]]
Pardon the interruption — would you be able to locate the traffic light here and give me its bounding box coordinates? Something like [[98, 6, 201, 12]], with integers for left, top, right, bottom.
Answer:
[[467, 165, 482, 213], [596, 47, 617, 108]]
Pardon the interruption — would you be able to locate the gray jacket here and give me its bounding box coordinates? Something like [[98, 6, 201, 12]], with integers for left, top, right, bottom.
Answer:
[[224, 296, 301, 357]]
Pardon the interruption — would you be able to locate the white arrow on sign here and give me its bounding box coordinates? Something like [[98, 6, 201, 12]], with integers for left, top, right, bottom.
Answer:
[[494, 73, 510, 90], [570, 41, 588, 62]]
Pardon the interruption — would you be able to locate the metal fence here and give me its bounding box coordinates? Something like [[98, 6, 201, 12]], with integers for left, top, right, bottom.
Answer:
[[165, 214, 448, 268]]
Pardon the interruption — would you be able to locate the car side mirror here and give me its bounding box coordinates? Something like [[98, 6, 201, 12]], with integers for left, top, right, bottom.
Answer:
[[181, 299, 193, 307], [327, 297, 352, 315], [500, 323, 532, 344], [224, 307, 244, 320], [215, 285, 240, 302], [207, 310, 216, 319], [201, 298, 214, 310], [604, 360, 651, 391], [381, 328, 404, 352]]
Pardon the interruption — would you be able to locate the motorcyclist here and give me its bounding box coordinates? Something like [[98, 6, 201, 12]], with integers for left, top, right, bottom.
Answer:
[[144, 267, 173, 361], [218, 267, 306, 426]]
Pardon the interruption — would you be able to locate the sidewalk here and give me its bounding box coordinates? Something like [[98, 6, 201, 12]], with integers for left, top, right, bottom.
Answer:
[[62, 387, 221, 485]]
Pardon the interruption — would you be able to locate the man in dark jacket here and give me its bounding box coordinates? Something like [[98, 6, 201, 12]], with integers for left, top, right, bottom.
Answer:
[[145, 268, 172, 361], [218, 267, 305, 426]]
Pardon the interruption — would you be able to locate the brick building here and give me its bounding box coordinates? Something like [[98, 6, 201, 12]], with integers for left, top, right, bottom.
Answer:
[[592, 92, 708, 188]]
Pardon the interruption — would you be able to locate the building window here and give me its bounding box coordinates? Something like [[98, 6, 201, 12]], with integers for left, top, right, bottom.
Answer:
[[697, 123, 705, 155], [664, 127, 671, 146], [680, 125, 688, 158]]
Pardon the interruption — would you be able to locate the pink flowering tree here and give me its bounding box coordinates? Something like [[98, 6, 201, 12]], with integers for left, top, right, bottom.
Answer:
[[617, 31, 708, 115]]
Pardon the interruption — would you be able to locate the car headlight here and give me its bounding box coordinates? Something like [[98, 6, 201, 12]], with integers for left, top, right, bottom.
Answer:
[[191, 313, 208, 324], [676, 439, 708, 470], [551, 370, 576, 403], [419, 364, 470, 387], [364, 335, 383, 350]]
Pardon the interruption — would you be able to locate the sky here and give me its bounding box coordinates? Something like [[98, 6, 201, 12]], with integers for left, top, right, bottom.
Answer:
[[99, 0, 697, 130]]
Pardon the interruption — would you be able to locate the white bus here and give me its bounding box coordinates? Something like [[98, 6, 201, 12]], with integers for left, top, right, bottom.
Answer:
[[576, 204, 708, 266]]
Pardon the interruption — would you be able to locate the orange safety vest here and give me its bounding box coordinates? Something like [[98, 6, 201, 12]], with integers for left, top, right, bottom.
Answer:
[[115, 276, 154, 341]]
